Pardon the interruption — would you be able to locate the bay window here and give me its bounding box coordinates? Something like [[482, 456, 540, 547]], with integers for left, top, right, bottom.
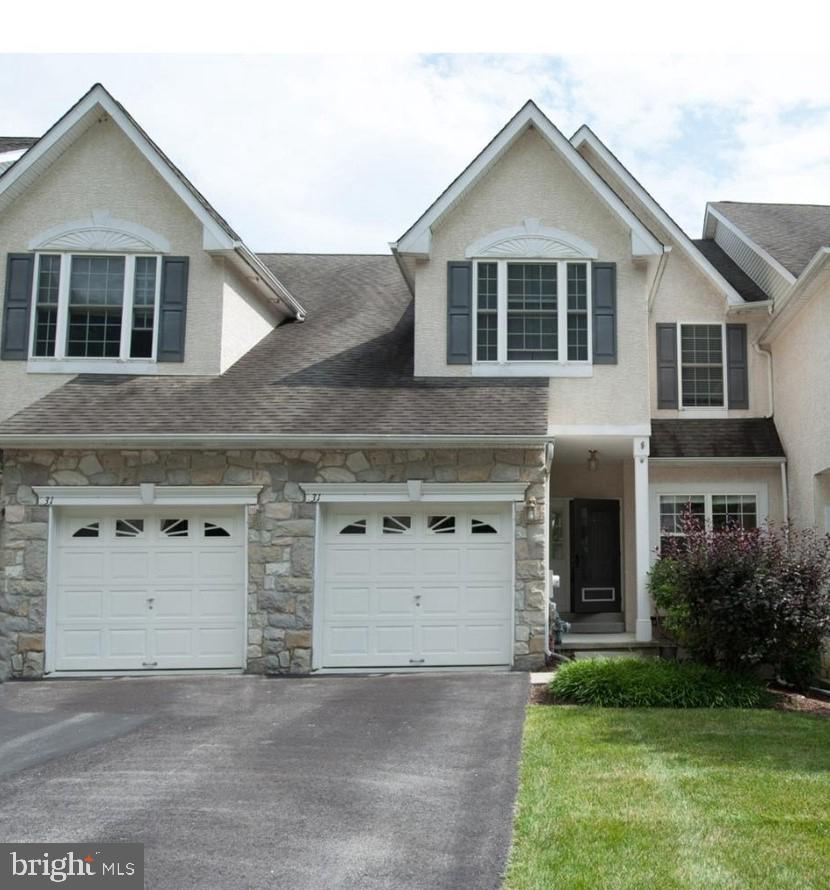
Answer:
[[474, 259, 591, 365], [30, 253, 160, 362]]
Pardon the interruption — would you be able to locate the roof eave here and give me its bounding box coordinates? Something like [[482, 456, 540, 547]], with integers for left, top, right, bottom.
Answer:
[[760, 246, 830, 344]]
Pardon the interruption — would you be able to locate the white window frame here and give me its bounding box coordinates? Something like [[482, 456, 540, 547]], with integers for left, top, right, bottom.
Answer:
[[27, 251, 162, 371], [471, 258, 593, 378], [649, 482, 768, 557], [677, 321, 727, 412]]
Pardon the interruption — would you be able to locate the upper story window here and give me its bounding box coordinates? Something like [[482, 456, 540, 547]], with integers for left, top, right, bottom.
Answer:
[[31, 253, 160, 361], [680, 324, 724, 407], [474, 259, 591, 365]]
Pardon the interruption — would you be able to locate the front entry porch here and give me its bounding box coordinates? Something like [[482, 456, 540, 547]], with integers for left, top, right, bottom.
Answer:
[[548, 434, 652, 645]]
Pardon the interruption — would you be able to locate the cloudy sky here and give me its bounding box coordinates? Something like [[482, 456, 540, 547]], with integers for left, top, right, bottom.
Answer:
[[2, 54, 829, 253]]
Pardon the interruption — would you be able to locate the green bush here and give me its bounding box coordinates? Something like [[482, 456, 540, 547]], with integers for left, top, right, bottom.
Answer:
[[549, 657, 768, 708]]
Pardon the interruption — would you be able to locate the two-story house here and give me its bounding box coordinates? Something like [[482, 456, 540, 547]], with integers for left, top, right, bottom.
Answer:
[[0, 85, 822, 680]]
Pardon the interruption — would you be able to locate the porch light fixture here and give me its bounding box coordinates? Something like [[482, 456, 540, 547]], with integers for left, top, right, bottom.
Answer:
[[525, 496, 538, 524], [587, 450, 599, 472]]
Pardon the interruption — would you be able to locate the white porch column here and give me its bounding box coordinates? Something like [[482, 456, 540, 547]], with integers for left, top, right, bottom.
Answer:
[[633, 436, 652, 642]]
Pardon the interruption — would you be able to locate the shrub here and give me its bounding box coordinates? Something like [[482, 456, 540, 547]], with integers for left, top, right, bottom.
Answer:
[[549, 657, 768, 708], [650, 518, 830, 689]]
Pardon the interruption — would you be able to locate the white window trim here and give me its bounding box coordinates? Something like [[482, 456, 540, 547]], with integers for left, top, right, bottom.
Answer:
[[471, 258, 593, 378], [649, 482, 769, 557], [677, 321, 728, 413], [28, 251, 162, 367]]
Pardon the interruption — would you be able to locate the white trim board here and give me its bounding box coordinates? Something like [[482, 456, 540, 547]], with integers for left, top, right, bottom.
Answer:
[[32, 484, 262, 507], [300, 481, 529, 503], [571, 126, 748, 307], [393, 101, 662, 259]]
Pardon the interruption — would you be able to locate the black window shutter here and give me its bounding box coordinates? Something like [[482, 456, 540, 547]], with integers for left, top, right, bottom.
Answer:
[[726, 323, 749, 409], [656, 322, 678, 409], [592, 262, 617, 364], [1, 253, 35, 361], [446, 261, 472, 365], [157, 257, 189, 363]]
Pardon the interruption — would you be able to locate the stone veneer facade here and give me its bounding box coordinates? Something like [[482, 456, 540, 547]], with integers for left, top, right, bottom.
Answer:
[[0, 447, 548, 680]]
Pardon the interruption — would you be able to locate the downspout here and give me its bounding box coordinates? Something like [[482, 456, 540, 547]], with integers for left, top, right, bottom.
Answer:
[[780, 460, 789, 526]]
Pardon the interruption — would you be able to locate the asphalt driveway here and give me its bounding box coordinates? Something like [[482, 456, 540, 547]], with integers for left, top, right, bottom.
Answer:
[[0, 673, 528, 889]]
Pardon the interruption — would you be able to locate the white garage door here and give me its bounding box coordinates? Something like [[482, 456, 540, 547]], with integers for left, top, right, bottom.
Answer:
[[320, 504, 513, 668], [52, 509, 246, 672]]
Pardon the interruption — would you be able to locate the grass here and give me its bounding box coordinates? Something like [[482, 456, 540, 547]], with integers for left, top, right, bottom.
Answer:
[[549, 657, 768, 708], [505, 707, 830, 890]]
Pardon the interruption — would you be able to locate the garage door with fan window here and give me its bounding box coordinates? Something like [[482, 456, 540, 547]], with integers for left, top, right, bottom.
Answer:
[[320, 504, 513, 668], [52, 509, 246, 672]]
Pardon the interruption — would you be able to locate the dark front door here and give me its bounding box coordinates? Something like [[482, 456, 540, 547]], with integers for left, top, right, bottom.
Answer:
[[570, 499, 621, 613]]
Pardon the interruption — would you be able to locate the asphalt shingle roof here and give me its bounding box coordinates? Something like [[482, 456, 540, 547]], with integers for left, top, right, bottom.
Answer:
[[711, 201, 830, 277], [0, 137, 37, 152], [0, 254, 549, 439], [691, 239, 769, 302], [650, 418, 785, 459]]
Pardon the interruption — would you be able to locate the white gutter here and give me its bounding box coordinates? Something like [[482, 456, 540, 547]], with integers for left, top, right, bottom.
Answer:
[[650, 456, 786, 467], [234, 243, 307, 321], [0, 433, 554, 450]]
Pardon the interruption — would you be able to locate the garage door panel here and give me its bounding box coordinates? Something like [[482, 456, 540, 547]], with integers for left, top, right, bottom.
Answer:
[[420, 547, 461, 576], [197, 549, 242, 581], [327, 625, 370, 657], [376, 548, 417, 577], [376, 587, 417, 616], [327, 586, 371, 618], [463, 585, 507, 616], [328, 547, 371, 577], [419, 587, 461, 615], [198, 588, 239, 619], [153, 588, 193, 618], [59, 628, 104, 658], [375, 625, 416, 655], [59, 589, 104, 620], [464, 624, 511, 656], [321, 504, 513, 669], [54, 509, 245, 672], [420, 624, 460, 654], [61, 551, 105, 581], [107, 628, 148, 658], [154, 550, 194, 579], [108, 589, 150, 619]]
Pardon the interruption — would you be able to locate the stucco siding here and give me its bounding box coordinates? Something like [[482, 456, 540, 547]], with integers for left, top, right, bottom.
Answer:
[[770, 289, 830, 528], [578, 142, 773, 420], [413, 126, 650, 428], [220, 262, 284, 372], [0, 117, 227, 421]]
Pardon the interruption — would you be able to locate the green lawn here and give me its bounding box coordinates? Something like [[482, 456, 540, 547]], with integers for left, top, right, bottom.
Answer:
[[506, 707, 830, 890]]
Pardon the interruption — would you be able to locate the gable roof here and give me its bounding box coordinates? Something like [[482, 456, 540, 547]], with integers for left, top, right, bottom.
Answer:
[[0, 254, 549, 446], [393, 101, 663, 259], [0, 84, 305, 320], [650, 418, 785, 460], [571, 125, 754, 307], [707, 202, 830, 278]]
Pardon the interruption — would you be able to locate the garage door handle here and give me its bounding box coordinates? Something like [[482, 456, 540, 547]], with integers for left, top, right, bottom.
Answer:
[[409, 658, 425, 664], [142, 661, 158, 667], [147, 598, 155, 610]]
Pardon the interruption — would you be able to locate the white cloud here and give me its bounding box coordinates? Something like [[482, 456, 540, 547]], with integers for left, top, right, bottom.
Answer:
[[2, 53, 829, 248]]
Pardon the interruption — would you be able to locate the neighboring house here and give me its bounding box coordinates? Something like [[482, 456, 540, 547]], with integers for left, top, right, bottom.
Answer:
[[0, 85, 822, 680]]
